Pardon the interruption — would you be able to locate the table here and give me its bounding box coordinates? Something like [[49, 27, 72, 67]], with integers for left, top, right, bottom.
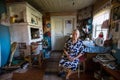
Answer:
[[101, 64, 120, 80], [93, 58, 120, 80]]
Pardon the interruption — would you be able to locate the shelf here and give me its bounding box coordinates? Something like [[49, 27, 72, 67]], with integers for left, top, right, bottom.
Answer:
[[10, 23, 28, 26], [10, 22, 42, 27]]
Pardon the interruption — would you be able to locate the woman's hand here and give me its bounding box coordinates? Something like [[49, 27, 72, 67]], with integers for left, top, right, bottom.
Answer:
[[67, 56, 76, 61]]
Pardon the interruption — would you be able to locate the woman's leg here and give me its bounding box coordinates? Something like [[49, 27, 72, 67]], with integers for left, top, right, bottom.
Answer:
[[58, 66, 66, 77], [66, 69, 73, 79]]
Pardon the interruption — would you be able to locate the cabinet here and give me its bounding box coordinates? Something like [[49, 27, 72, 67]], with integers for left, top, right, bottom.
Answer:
[[7, 2, 43, 56]]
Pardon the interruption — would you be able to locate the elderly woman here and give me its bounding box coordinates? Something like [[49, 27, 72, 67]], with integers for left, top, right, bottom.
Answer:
[[59, 29, 86, 80]]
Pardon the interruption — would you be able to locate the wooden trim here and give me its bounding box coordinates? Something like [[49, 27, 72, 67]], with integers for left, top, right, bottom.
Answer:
[[50, 12, 77, 16]]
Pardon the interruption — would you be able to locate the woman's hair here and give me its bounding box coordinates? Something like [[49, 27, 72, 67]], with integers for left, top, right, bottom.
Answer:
[[72, 29, 80, 38]]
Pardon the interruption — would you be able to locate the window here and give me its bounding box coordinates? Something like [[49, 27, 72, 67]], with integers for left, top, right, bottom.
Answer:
[[92, 9, 110, 40]]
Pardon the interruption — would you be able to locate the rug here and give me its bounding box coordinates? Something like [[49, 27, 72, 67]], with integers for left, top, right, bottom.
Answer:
[[45, 61, 59, 73], [43, 51, 63, 80], [44, 51, 62, 73]]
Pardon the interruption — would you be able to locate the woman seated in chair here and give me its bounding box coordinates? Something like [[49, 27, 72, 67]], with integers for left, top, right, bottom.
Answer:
[[59, 29, 86, 80]]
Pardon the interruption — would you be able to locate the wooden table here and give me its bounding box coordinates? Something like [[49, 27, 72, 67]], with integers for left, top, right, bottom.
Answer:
[[101, 65, 120, 80], [93, 58, 120, 80]]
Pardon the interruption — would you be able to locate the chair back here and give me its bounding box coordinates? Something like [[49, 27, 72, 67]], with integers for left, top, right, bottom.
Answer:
[[79, 53, 87, 62], [9, 42, 17, 66]]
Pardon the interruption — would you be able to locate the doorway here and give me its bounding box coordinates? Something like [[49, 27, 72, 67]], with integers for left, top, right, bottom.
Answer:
[[51, 16, 76, 50]]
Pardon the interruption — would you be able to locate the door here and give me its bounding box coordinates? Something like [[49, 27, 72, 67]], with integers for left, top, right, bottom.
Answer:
[[52, 17, 64, 50], [51, 16, 76, 50]]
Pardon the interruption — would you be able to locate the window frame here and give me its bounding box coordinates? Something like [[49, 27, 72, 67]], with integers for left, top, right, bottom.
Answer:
[[92, 8, 110, 40]]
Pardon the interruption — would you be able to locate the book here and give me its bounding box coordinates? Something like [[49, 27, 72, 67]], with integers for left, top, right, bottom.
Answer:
[[96, 54, 116, 63]]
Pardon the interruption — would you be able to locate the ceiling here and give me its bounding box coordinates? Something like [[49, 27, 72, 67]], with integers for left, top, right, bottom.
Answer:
[[26, 0, 96, 12]]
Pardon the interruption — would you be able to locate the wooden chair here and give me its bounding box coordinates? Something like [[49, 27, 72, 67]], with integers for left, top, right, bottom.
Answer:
[[8, 42, 18, 67], [29, 42, 43, 68], [2, 42, 21, 70]]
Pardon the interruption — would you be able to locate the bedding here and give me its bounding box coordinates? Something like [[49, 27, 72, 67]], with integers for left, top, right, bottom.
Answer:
[[83, 40, 111, 53]]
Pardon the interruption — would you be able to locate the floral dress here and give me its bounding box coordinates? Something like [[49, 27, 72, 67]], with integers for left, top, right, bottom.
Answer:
[[59, 38, 85, 71]]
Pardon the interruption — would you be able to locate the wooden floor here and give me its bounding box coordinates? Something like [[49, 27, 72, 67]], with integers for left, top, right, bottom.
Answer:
[[1, 51, 96, 80], [12, 66, 96, 80]]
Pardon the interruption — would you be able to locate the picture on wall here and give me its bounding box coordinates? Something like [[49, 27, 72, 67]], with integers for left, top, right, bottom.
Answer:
[[65, 20, 73, 35], [65, 20, 72, 29], [112, 4, 120, 21]]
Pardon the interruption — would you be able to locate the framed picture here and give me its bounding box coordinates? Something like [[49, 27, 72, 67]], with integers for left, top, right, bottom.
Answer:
[[115, 22, 119, 32], [64, 20, 73, 35], [111, 4, 120, 21]]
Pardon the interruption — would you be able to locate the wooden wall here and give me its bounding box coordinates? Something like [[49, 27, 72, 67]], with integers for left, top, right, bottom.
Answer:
[[93, 0, 109, 11]]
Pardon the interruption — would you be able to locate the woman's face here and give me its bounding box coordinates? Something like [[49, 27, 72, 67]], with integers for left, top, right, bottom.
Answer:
[[72, 31, 78, 40]]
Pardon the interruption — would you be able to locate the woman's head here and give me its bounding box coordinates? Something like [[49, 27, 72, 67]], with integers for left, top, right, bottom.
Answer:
[[72, 29, 80, 40], [98, 32, 104, 38]]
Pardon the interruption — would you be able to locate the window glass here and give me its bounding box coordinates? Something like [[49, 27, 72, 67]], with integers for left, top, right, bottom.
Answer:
[[92, 9, 110, 40]]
